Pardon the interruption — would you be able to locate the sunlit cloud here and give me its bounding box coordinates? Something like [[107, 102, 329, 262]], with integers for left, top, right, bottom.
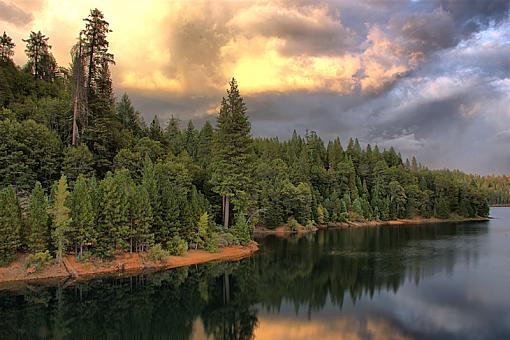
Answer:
[[1, 0, 509, 173]]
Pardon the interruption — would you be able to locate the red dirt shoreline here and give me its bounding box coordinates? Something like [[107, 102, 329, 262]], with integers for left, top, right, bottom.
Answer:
[[0, 242, 258, 288], [254, 216, 490, 235]]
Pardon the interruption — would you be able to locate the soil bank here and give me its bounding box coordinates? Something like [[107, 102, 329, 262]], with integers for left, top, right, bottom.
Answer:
[[0, 242, 258, 288]]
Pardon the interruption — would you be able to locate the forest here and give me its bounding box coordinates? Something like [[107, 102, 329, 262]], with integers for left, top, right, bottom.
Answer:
[[0, 9, 504, 266]]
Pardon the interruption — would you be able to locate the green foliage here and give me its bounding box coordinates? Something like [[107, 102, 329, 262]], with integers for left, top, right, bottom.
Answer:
[[69, 175, 96, 257], [130, 186, 154, 252], [0, 26, 495, 264], [436, 196, 450, 219], [26, 181, 49, 253], [0, 186, 21, 264], [351, 198, 364, 221], [287, 216, 300, 232], [0, 32, 15, 63], [316, 205, 328, 224], [49, 175, 71, 264], [25, 250, 52, 272], [148, 243, 168, 262], [62, 145, 95, 185], [211, 78, 254, 225], [97, 171, 130, 255], [0, 119, 61, 190], [23, 31, 56, 81], [167, 236, 188, 256], [232, 212, 252, 246]]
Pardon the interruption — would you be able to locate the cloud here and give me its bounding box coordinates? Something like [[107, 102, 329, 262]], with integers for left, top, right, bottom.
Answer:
[[0, 0, 33, 26], [3, 0, 510, 173], [440, 0, 510, 35], [228, 2, 356, 56]]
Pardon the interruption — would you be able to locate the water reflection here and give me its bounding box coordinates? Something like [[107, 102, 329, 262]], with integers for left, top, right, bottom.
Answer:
[[1, 217, 508, 340]]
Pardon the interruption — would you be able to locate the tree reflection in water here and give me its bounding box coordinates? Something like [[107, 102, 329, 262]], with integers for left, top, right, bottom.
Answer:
[[0, 222, 488, 339]]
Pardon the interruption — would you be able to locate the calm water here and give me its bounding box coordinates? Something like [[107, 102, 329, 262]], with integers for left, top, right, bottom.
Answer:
[[1, 208, 510, 339]]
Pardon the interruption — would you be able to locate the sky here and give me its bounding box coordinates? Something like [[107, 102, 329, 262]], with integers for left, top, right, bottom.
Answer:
[[1, 0, 509, 174]]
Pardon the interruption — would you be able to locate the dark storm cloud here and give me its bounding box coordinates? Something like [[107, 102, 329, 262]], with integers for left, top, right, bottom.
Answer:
[[440, 0, 510, 34], [115, 0, 510, 174], [388, 8, 457, 54], [0, 0, 33, 26]]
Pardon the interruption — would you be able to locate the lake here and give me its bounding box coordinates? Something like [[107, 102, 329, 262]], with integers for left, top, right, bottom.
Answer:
[[1, 208, 509, 339]]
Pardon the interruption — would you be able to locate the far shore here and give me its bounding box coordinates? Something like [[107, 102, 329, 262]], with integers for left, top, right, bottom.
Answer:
[[0, 242, 258, 288], [255, 216, 490, 235]]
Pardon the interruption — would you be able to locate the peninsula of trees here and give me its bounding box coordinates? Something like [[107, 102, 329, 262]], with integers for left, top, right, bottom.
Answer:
[[0, 9, 501, 267]]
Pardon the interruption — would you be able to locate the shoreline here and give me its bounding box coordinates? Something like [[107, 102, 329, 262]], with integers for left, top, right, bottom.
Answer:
[[0, 242, 258, 288], [255, 216, 490, 235]]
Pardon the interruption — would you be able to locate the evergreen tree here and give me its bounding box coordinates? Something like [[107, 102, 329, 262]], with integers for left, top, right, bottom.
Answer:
[[62, 145, 95, 185], [184, 120, 198, 160], [211, 78, 253, 228], [116, 93, 143, 136], [98, 171, 130, 255], [0, 31, 15, 63], [82, 8, 114, 101], [149, 116, 163, 142], [26, 181, 49, 253], [232, 212, 251, 246], [49, 176, 71, 264], [197, 121, 213, 166], [352, 198, 364, 220], [0, 186, 21, 264], [142, 157, 162, 242], [69, 175, 96, 257], [130, 186, 154, 252], [165, 115, 182, 155], [23, 31, 56, 80]]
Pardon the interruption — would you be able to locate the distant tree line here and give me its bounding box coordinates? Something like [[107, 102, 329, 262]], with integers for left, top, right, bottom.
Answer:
[[0, 9, 495, 265]]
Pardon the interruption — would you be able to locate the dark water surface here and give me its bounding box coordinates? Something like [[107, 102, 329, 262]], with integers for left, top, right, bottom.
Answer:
[[1, 208, 510, 339]]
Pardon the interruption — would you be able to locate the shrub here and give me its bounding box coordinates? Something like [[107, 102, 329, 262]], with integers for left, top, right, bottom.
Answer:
[[205, 232, 219, 253], [232, 212, 251, 246], [224, 232, 235, 246], [26, 251, 52, 272], [148, 244, 169, 261], [167, 236, 188, 256], [305, 219, 316, 230], [287, 216, 300, 232]]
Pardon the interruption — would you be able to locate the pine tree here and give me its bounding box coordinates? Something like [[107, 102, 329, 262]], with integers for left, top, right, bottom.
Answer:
[[184, 120, 198, 160], [23, 31, 56, 80], [165, 115, 182, 155], [211, 78, 253, 228], [82, 8, 114, 99], [0, 186, 21, 264], [62, 145, 95, 185], [436, 196, 450, 219], [116, 93, 143, 136], [352, 197, 364, 220], [197, 121, 213, 166], [130, 186, 154, 252], [142, 157, 162, 242], [149, 116, 163, 141], [232, 212, 251, 246], [69, 175, 96, 257], [0, 31, 15, 63], [98, 171, 130, 254], [26, 181, 49, 253], [49, 176, 71, 264]]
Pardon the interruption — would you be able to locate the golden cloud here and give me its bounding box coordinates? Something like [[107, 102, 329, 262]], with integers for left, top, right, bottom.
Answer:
[[3, 0, 426, 97]]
